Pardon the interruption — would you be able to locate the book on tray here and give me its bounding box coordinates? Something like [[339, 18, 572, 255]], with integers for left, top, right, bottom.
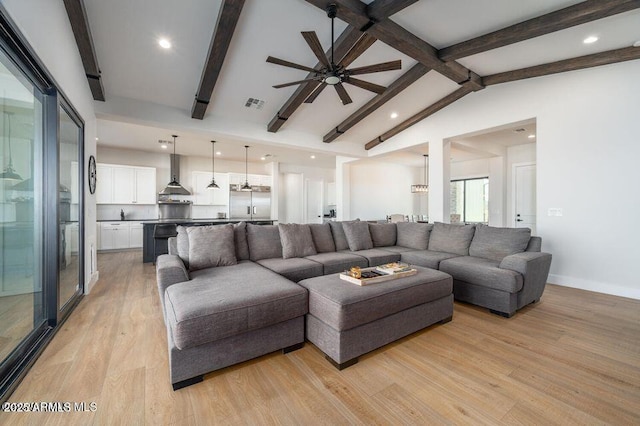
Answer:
[[375, 262, 412, 275]]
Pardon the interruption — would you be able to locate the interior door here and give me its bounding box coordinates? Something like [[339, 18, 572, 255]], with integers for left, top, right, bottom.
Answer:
[[514, 164, 536, 234], [305, 179, 324, 224]]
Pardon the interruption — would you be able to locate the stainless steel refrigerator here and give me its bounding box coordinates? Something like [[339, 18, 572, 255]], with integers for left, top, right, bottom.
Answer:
[[229, 185, 271, 220]]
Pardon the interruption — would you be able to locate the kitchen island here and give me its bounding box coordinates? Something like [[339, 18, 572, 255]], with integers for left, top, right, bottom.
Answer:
[[142, 219, 276, 263]]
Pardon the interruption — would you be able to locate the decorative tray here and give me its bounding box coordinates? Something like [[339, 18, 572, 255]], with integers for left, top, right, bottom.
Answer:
[[339, 264, 417, 286]]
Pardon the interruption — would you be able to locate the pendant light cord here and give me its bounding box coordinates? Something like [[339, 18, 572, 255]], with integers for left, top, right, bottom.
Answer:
[[331, 15, 334, 65], [172, 134, 178, 181], [244, 145, 249, 184]]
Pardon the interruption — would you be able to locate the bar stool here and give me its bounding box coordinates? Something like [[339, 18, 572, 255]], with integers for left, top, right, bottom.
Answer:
[[153, 224, 178, 264]]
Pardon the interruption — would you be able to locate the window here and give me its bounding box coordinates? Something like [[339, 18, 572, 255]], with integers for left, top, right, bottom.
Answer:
[[450, 177, 489, 223]]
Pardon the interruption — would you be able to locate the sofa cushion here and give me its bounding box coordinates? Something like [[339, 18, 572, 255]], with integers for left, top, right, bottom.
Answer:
[[343, 221, 374, 251], [368, 223, 397, 247], [428, 222, 476, 255], [278, 223, 317, 259], [298, 265, 452, 331], [469, 224, 531, 261], [256, 257, 324, 282], [439, 256, 523, 293], [305, 251, 369, 275], [329, 220, 358, 251], [176, 225, 190, 268], [348, 249, 401, 267], [234, 222, 250, 261], [247, 224, 283, 261], [396, 222, 432, 250], [400, 250, 460, 269], [309, 223, 336, 253], [186, 224, 237, 271], [165, 261, 308, 350]]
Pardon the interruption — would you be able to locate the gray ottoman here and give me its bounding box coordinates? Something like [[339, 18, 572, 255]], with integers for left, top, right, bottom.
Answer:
[[298, 265, 453, 369]]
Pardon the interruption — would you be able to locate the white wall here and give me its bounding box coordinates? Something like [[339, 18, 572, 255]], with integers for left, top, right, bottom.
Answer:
[[368, 60, 640, 299], [3, 0, 99, 292], [349, 160, 425, 221]]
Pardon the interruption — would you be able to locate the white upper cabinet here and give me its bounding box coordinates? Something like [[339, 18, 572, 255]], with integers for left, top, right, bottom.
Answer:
[[96, 163, 156, 204], [228, 173, 271, 188], [192, 172, 229, 205]]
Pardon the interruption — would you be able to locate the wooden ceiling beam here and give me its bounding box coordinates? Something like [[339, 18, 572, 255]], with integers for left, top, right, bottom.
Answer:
[[63, 0, 105, 101], [483, 46, 640, 86], [324, 63, 430, 142], [192, 0, 246, 120], [268, 0, 418, 133], [365, 85, 473, 150], [440, 0, 640, 62], [304, 0, 482, 86]]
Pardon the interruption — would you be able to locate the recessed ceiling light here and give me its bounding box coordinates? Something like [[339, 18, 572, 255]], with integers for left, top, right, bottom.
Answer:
[[95, 137, 99, 141], [158, 38, 171, 49], [583, 36, 598, 44], [161, 144, 167, 149], [216, 151, 221, 156], [260, 156, 266, 161], [528, 134, 536, 139], [310, 155, 316, 159], [390, 112, 398, 119]]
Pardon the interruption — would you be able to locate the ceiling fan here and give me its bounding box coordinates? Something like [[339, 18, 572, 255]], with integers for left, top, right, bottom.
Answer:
[[266, 3, 401, 105]]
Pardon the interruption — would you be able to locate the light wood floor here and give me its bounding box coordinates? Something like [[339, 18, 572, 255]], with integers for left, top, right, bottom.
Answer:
[[2, 250, 639, 425]]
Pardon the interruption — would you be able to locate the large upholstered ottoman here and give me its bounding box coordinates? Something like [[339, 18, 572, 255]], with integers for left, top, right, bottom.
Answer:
[[298, 266, 453, 369]]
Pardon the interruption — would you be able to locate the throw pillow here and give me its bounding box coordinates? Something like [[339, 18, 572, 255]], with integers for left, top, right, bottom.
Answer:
[[278, 223, 317, 259], [186, 224, 237, 271], [396, 222, 432, 250], [234, 222, 250, 261], [342, 221, 374, 251], [328, 220, 359, 251], [308, 223, 336, 253], [176, 225, 190, 268], [428, 222, 476, 255], [368, 223, 397, 247], [247, 224, 283, 261], [469, 224, 531, 261]]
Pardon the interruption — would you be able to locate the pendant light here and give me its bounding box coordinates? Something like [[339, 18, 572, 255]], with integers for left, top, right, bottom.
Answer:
[[411, 154, 429, 193], [167, 134, 181, 188], [1, 111, 23, 182], [240, 145, 252, 191], [206, 140, 219, 189]]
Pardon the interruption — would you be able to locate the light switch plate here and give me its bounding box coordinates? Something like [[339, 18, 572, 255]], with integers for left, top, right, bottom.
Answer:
[[548, 208, 563, 217]]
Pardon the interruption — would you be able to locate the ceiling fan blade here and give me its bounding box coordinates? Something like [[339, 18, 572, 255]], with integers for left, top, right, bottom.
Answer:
[[266, 56, 318, 73], [304, 83, 327, 103], [344, 77, 386, 95], [334, 83, 353, 105], [337, 33, 376, 68], [347, 60, 402, 76], [301, 31, 330, 67], [273, 78, 321, 89]]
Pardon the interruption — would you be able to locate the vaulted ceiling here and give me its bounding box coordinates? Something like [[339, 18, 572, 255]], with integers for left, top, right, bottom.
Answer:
[[67, 0, 640, 164]]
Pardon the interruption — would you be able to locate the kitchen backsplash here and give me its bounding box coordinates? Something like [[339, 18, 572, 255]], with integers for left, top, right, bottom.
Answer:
[[192, 205, 229, 219], [97, 204, 157, 221]]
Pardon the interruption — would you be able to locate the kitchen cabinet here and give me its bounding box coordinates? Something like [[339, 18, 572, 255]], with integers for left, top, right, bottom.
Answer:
[[228, 173, 271, 188], [129, 222, 143, 248], [99, 222, 130, 250], [96, 163, 156, 204], [192, 172, 230, 205]]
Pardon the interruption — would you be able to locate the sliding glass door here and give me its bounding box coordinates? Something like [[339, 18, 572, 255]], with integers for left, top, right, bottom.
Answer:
[[0, 38, 46, 370]]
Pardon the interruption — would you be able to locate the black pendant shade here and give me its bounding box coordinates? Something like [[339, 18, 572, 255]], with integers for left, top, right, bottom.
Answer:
[[240, 145, 252, 191], [1, 111, 23, 182], [207, 140, 219, 189]]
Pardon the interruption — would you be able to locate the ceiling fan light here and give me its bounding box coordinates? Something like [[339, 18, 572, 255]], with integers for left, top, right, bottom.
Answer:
[[325, 75, 340, 85]]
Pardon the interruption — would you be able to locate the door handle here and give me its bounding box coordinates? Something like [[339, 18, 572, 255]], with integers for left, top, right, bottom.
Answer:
[[253, 206, 257, 215], [516, 219, 523, 222], [247, 206, 250, 215]]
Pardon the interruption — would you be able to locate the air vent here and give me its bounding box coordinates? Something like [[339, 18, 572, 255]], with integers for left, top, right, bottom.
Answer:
[[158, 140, 173, 145], [245, 98, 265, 109], [513, 128, 526, 133]]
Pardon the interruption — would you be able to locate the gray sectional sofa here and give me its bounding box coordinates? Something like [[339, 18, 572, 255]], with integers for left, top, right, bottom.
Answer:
[[156, 220, 551, 390]]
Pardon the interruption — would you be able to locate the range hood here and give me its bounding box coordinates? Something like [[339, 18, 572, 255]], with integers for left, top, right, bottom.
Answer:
[[159, 153, 191, 195]]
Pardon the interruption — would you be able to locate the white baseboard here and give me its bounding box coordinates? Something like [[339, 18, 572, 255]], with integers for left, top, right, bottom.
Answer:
[[548, 274, 640, 300], [85, 271, 99, 294]]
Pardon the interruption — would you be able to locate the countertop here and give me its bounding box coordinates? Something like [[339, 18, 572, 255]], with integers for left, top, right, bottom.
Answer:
[[139, 218, 276, 225]]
